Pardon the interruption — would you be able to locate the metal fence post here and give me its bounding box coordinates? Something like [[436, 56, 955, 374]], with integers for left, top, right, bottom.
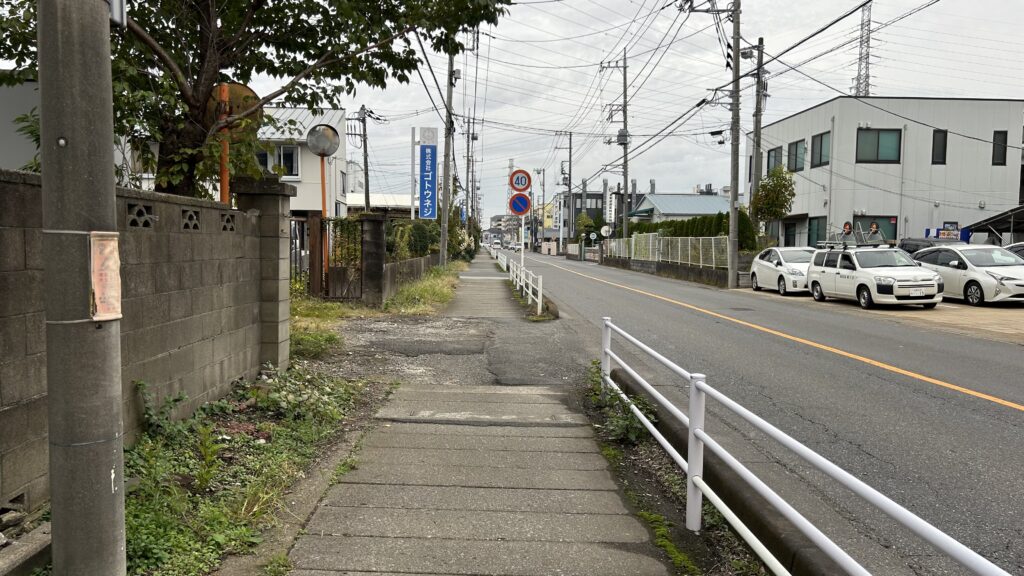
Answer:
[[712, 238, 717, 269], [537, 275, 543, 316], [601, 317, 612, 402], [686, 373, 707, 532]]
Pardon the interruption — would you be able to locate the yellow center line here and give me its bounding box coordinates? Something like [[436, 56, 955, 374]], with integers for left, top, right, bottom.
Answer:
[[529, 255, 1024, 413]]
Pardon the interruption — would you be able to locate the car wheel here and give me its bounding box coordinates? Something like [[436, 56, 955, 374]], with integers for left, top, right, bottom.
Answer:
[[811, 282, 826, 302], [751, 273, 761, 291], [964, 281, 985, 306], [922, 303, 937, 309], [857, 286, 874, 309], [778, 277, 788, 296]]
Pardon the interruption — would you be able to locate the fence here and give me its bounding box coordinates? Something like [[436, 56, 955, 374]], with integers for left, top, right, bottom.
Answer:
[[492, 248, 543, 315], [599, 318, 1010, 576], [606, 235, 729, 269], [383, 253, 441, 301]]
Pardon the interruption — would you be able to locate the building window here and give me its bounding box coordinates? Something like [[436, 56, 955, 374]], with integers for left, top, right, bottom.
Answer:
[[856, 128, 901, 163], [256, 145, 300, 178], [767, 147, 782, 170], [787, 140, 805, 172], [992, 130, 1008, 166], [811, 131, 830, 168], [932, 129, 947, 165]]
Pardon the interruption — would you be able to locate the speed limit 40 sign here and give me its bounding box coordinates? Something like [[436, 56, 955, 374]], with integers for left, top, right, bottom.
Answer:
[[509, 169, 532, 193]]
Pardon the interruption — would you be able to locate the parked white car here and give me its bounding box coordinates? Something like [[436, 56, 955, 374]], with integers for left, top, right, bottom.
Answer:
[[913, 245, 1024, 305], [1005, 242, 1024, 259], [807, 247, 943, 309], [750, 247, 815, 295]]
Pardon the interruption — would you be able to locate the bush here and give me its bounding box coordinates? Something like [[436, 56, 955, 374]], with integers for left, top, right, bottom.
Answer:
[[289, 323, 340, 359], [627, 212, 757, 251]]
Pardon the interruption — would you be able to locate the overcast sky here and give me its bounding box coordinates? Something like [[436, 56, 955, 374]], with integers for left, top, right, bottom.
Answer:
[[254, 0, 1024, 224]]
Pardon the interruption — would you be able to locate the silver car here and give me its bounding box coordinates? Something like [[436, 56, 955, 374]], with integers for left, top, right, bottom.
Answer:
[[914, 245, 1024, 305]]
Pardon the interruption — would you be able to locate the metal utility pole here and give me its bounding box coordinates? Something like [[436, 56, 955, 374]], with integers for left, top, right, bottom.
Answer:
[[440, 53, 456, 266], [38, 0, 126, 573], [359, 105, 371, 212], [727, 0, 742, 289], [751, 38, 765, 228], [410, 127, 417, 219], [601, 51, 630, 238]]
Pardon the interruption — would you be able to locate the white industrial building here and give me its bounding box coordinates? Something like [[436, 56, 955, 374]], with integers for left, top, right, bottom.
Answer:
[[747, 96, 1024, 246]]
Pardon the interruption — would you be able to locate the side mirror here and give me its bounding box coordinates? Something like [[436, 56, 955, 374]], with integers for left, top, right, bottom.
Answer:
[[775, 261, 782, 267], [915, 261, 922, 266], [949, 260, 960, 268]]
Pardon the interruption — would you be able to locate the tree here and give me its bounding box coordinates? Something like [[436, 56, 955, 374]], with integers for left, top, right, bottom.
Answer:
[[1, 0, 508, 196], [575, 212, 594, 242], [750, 165, 796, 233]]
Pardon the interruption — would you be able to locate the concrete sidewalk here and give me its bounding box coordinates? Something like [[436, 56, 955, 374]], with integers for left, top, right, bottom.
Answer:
[[288, 255, 671, 575]]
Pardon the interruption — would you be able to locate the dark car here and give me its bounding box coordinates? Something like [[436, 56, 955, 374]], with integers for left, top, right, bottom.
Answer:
[[897, 237, 966, 255]]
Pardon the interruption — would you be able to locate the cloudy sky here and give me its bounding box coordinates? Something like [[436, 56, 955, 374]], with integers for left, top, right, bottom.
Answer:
[[264, 0, 1024, 223]]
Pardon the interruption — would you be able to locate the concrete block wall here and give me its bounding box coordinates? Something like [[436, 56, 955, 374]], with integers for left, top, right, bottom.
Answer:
[[0, 170, 290, 514]]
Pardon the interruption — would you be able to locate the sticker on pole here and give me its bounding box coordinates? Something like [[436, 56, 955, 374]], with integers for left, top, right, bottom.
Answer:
[[509, 193, 531, 216], [509, 169, 532, 193]]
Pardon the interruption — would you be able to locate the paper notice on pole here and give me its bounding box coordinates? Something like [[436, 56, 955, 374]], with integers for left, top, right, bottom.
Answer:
[[90, 232, 122, 321]]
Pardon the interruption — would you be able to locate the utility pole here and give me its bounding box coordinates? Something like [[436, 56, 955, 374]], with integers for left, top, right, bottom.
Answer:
[[750, 38, 765, 232], [440, 53, 456, 266], [853, 0, 873, 96], [534, 168, 546, 249], [410, 127, 417, 219], [359, 105, 370, 212], [727, 0, 742, 289], [465, 118, 473, 220], [555, 132, 573, 248], [601, 52, 630, 238], [38, 0, 126, 573]]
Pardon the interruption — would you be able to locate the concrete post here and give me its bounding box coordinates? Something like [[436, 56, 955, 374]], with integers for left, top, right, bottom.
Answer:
[[360, 213, 386, 307], [235, 177, 296, 370], [308, 213, 323, 297], [38, 0, 126, 572]]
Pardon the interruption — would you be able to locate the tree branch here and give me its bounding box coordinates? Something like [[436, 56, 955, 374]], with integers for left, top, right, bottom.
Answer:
[[126, 16, 198, 110], [207, 25, 418, 137]]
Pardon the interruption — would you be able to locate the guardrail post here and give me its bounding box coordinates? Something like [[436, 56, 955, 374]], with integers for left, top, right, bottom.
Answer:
[[686, 373, 707, 532], [537, 275, 543, 315], [601, 317, 612, 402]]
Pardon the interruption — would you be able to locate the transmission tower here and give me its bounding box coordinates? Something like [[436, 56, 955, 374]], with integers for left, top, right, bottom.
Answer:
[[853, 1, 872, 96]]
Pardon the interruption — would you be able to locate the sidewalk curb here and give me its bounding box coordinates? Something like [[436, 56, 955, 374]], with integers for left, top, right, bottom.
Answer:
[[611, 368, 843, 576], [0, 523, 50, 576]]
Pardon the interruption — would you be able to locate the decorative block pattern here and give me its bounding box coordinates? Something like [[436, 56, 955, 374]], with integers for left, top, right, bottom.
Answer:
[[127, 203, 156, 228], [221, 213, 235, 232], [181, 209, 200, 231]]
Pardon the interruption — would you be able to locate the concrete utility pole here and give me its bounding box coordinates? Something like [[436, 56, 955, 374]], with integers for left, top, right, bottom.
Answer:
[[465, 118, 473, 220], [410, 127, 417, 219], [556, 132, 573, 246], [359, 105, 371, 212], [727, 0, 742, 289], [751, 37, 765, 230], [38, 0, 127, 573], [440, 53, 456, 266]]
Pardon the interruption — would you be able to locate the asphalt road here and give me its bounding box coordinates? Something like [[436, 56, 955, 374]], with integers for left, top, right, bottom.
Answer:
[[512, 251, 1023, 576]]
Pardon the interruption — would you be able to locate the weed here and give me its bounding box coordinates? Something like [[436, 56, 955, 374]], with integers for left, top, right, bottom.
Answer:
[[291, 295, 378, 321], [123, 361, 365, 576], [600, 443, 624, 466], [587, 361, 657, 444], [332, 455, 359, 483], [136, 381, 188, 437], [383, 263, 464, 315], [263, 553, 292, 576], [289, 322, 340, 359], [637, 511, 702, 576]]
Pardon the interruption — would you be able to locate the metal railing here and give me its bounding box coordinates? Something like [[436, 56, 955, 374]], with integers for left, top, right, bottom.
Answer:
[[605, 235, 728, 268], [599, 317, 1010, 576], [508, 258, 543, 315]]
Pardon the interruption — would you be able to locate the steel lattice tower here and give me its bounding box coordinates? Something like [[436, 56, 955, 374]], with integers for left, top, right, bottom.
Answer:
[[853, 1, 873, 96]]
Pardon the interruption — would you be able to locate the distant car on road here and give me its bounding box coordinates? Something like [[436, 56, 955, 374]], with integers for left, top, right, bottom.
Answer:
[[807, 246, 943, 309], [913, 244, 1024, 305], [896, 237, 966, 255], [750, 247, 815, 295]]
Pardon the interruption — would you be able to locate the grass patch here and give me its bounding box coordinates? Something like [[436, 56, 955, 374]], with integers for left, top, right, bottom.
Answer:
[[383, 262, 467, 315], [262, 553, 292, 576], [289, 322, 340, 360], [291, 295, 380, 321], [332, 455, 359, 483], [638, 511, 702, 576], [122, 364, 366, 576]]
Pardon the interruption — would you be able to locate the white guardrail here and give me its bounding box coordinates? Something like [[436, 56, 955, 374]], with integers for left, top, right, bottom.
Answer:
[[600, 317, 1010, 576], [491, 247, 543, 315]]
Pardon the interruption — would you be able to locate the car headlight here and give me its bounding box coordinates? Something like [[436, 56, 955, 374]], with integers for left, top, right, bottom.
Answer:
[[786, 267, 804, 277], [874, 276, 896, 285], [986, 271, 1018, 285], [932, 275, 942, 283]]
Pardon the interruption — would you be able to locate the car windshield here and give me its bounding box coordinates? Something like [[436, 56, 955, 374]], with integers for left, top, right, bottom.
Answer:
[[961, 247, 1024, 267], [781, 250, 814, 263], [855, 250, 917, 268]]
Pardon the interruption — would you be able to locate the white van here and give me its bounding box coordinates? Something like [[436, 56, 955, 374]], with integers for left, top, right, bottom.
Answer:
[[807, 247, 943, 309]]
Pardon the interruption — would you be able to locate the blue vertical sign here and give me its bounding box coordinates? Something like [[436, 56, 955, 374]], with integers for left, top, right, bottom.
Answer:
[[419, 144, 437, 219]]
